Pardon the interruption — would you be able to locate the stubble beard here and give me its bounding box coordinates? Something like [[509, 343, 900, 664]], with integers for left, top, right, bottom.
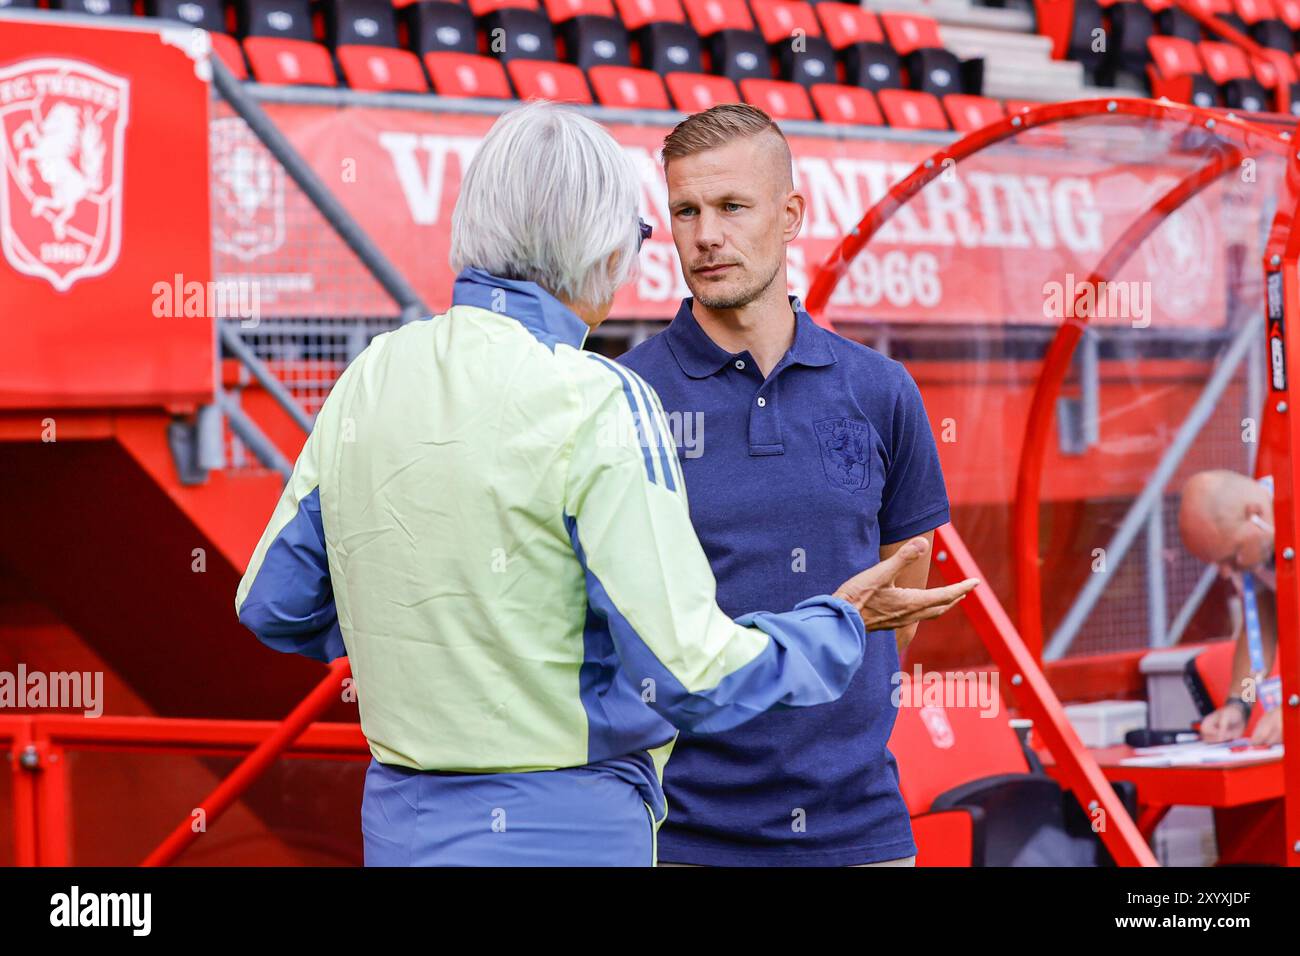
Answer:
[[691, 255, 784, 311]]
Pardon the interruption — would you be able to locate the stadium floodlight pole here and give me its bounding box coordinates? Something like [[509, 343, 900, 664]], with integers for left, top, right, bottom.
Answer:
[[141, 658, 352, 867], [208, 55, 430, 326]]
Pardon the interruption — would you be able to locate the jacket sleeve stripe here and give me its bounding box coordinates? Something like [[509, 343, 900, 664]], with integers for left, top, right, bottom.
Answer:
[[587, 353, 658, 486], [625, 368, 678, 494]]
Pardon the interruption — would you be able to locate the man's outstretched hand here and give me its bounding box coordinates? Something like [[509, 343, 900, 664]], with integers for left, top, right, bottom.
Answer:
[[833, 535, 979, 632]]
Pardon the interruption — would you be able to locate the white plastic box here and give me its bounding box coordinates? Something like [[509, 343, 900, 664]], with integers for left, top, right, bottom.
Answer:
[[1062, 700, 1149, 748]]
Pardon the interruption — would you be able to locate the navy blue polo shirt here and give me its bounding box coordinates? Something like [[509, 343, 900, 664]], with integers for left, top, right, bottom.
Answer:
[[619, 296, 950, 866]]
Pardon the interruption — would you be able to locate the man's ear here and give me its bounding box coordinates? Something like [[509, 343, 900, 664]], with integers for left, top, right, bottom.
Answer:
[[784, 189, 806, 244]]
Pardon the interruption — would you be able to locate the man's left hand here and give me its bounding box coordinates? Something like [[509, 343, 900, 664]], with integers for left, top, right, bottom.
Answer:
[[1250, 707, 1283, 746]]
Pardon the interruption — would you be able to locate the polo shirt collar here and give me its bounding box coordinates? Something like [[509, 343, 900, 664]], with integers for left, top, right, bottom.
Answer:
[[451, 266, 589, 351], [665, 295, 837, 379]]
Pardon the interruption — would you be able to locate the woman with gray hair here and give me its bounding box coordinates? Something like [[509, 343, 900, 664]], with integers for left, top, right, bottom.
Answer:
[[236, 100, 890, 866]]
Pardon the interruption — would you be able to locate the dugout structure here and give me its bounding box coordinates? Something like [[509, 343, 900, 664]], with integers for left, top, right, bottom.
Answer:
[[805, 98, 1300, 866]]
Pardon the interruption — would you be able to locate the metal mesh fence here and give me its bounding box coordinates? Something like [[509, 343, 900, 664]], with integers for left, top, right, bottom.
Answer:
[[208, 98, 404, 473]]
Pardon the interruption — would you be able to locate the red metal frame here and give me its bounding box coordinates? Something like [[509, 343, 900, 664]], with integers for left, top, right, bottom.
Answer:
[[0, 710, 368, 867], [805, 96, 1300, 865], [142, 659, 354, 867], [1260, 147, 1300, 866]]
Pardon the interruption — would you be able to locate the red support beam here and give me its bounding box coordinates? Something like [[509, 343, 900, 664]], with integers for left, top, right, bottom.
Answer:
[[932, 524, 1159, 866], [141, 659, 353, 867], [1259, 143, 1300, 866]]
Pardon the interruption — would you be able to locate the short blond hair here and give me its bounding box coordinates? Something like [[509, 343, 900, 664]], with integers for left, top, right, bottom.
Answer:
[[661, 104, 791, 182]]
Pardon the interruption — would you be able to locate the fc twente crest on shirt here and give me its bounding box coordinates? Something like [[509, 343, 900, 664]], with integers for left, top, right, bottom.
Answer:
[[814, 418, 871, 493]]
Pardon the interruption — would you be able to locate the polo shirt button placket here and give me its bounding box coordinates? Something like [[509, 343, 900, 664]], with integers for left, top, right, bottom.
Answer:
[[748, 382, 783, 456]]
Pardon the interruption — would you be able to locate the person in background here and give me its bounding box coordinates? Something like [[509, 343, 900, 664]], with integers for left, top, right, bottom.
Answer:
[[1178, 469, 1283, 746], [233, 101, 963, 867]]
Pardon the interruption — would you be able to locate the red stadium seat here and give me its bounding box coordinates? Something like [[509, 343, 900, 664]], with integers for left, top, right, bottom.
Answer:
[[680, 0, 753, 36], [888, 676, 1032, 814], [337, 46, 429, 91], [943, 93, 1002, 131], [1148, 35, 1205, 78], [814, 2, 883, 49], [911, 810, 982, 867], [587, 64, 671, 107], [809, 83, 883, 125], [468, 0, 540, 14], [1199, 39, 1254, 82], [1236, 0, 1277, 20], [1254, 47, 1297, 91], [1275, 0, 1300, 27], [1199, 40, 1273, 108], [883, 675, 1130, 867], [507, 58, 594, 101], [210, 31, 250, 80], [877, 88, 948, 129], [544, 0, 616, 22], [751, 0, 822, 43], [1146, 35, 1222, 107], [739, 77, 814, 119], [879, 11, 942, 56], [424, 51, 513, 97], [243, 37, 338, 85], [614, 0, 684, 29], [663, 70, 739, 109]]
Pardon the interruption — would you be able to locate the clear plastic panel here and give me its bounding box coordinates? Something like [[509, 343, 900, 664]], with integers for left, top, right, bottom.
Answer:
[[64, 750, 366, 866], [818, 110, 1291, 668]]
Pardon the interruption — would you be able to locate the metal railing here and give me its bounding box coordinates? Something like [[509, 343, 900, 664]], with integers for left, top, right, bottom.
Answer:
[[1, 712, 367, 867]]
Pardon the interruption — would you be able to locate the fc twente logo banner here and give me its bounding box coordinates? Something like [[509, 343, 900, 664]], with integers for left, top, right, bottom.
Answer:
[[0, 57, 130, 292]]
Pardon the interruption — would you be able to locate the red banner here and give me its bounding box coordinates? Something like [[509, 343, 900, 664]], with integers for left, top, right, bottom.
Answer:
[[212, 101, 1241, 330], [0, 16, 213, 409]]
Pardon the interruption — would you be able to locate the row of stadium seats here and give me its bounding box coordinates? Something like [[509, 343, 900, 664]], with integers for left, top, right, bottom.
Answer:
[[1050, 0, 1300, 112], [5, 0, 1037, 129]]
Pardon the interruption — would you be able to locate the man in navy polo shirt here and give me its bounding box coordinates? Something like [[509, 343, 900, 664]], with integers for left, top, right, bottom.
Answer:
[[620, 104, 973, 866]]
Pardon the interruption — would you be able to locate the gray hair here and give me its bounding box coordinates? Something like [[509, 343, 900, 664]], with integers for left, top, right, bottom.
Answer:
[[450, 101, 642, 309]]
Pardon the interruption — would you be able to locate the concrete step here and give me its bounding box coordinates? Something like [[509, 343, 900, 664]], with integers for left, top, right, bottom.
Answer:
[[863, 0, 1036, 32], [939, 24, 1055, 60]]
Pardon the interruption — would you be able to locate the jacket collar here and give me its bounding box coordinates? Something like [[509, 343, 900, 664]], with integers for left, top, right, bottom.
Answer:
[[451, 267, 590, 351]]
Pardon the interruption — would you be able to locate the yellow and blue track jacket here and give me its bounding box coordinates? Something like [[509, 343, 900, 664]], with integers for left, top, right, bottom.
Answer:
[[235, 267, 868, 815]]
